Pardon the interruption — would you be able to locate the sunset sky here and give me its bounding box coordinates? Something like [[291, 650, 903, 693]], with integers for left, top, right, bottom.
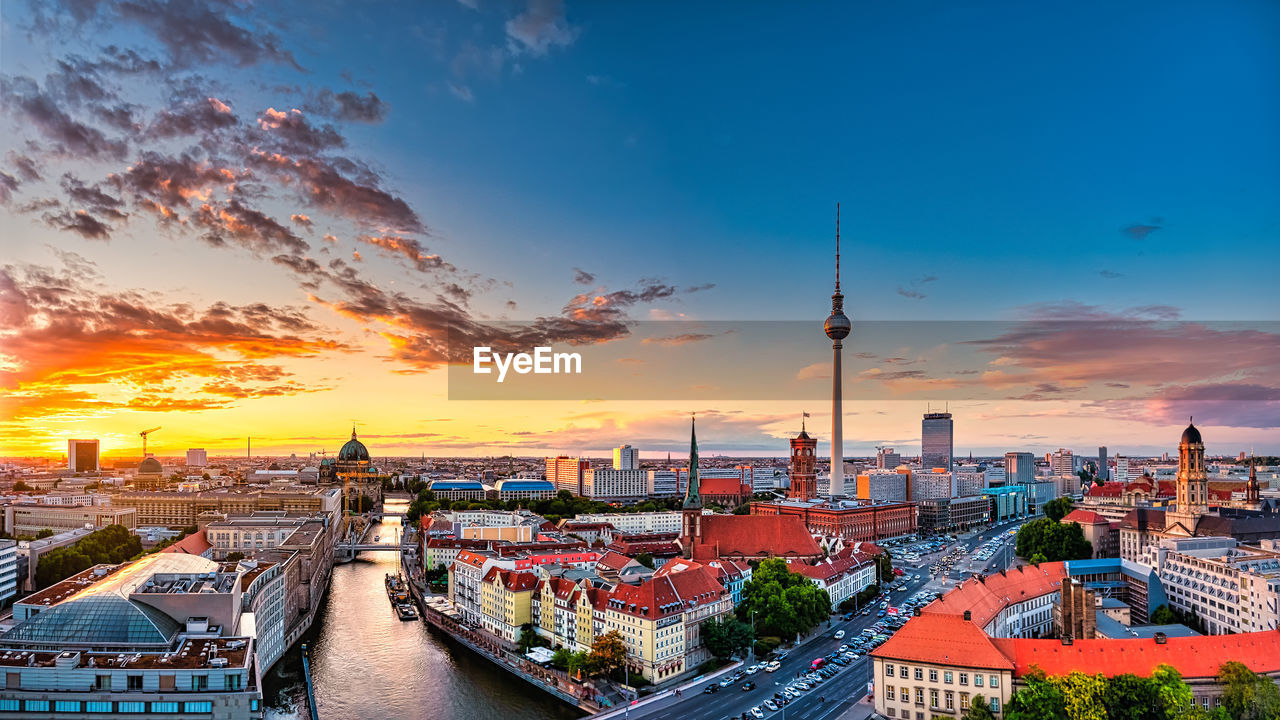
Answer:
[[2, 0, 1278, 460]]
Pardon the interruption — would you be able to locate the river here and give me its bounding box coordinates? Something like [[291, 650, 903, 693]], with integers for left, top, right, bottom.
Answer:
[[263, 500, 583, 720]]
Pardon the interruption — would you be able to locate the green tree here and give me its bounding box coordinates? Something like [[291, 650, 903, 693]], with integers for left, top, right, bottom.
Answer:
[[35, 528, 54, 539], [1008, 668, 1067, 720], [966, 694, 998, 720], [1149, 664, 1195, 719], [738, 558, 830, 640], [1217, 661, 1280, 720], [1150, 604, 1179, 625], [12, 481, 33, 492], [634, 552, 655, 569], [702, 617, 754, 659], [1051, 671, 1107, 720], [225, 551, 246, 562], [1042, 497, 1075, 523], [1016, 518, 1092, 562]]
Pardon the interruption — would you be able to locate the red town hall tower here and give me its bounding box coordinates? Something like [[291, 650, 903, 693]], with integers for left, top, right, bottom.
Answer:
[[788, 419, 817, 501]]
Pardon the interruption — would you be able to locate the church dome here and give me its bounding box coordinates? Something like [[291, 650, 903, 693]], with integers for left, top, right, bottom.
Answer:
[[138, 457, 162, 475], [338, 428, 370, 463], [1180, 420, 1202, 445]]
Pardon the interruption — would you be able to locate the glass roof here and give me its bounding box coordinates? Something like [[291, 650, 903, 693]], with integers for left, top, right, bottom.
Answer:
[[3, 553, 219, 647]]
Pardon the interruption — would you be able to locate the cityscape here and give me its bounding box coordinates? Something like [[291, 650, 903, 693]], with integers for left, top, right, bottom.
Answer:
[[3, 2, 1280, 720]]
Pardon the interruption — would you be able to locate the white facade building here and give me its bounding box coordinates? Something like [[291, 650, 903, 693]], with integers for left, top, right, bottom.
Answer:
[[613, 445, 639, 470]]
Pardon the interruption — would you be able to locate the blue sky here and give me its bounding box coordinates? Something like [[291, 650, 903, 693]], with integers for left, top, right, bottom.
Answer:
[[2, 0, 1278, 457]]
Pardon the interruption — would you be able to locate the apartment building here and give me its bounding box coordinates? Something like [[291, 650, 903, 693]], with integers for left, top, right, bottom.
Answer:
[[1146, 536, 1280, 635], [479, 568, 539, 643]]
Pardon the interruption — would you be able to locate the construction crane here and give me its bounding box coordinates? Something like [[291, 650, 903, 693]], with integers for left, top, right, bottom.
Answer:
[[139, 426, 161, 456]]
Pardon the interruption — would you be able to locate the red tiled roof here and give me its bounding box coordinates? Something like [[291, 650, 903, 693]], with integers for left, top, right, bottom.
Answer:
[[606, 564, 726, 620], [161, 532, 212, 556], [993, 631, 1280, 679], [1087, 482, 1125, 498], [922, 562, 1067, 630], [699, 477, 749, 497], [690, 515, 822, 562], [870, 614, 1013, 670], [1061, 509, 1109, 525], [595, 550, 635, 572]]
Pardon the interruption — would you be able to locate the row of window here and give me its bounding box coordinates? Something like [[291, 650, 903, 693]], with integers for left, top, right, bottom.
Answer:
[[883, 664, 999, 688], [884, 686, 999, 713], [0, 699, 219, 714]]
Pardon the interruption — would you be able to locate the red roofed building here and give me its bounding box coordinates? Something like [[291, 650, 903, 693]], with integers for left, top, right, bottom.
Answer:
[[686, 514, 823, 563], [922, 562, 1067, 638], [1060, 509, 1119, 558], [697, 475, 753, 508], [751, 498, 917, 543], [790, 552, 876, 606], [161, 531, 213, 558]]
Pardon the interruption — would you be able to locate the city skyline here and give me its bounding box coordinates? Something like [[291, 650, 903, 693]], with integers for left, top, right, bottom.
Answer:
[[3, 0, 1280, 458]]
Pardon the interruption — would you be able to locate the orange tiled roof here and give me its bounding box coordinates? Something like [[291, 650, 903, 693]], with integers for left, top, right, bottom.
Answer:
[[691, 515, 822, 561], [922, 562, 1067, 630], [1061, 509, 1109, 525], [161, 532, 213, 556], [992, 631, 1280, 679], [870, 614, 1013, 670]]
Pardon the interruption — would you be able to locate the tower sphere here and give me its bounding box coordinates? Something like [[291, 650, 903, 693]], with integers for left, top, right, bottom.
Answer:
[[825, 311, 851, 340]]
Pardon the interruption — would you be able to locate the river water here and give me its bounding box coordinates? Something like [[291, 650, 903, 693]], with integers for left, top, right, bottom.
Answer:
[[263, 500, 582, 720]]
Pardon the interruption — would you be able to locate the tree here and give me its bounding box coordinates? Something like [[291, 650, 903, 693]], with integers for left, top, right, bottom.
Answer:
[[1217, 661, 1280, 720], [1007, 668, 1067, 720], [586, 631, 627, 676], [1102, 673, 1157, 720], [35, 528, 54, 539], [1015, 518, 1092, 562], [876, 551, 893, 582], [634, 552, 654, 569], [702, 617, 754, 659], [12, 481, 33, 492], [966, 694, 998, 720], [225, 551, 246, 562], [1149, 604, 1179, 625], [1051, 671, 1107, 720], [1042, 497, 1074, 523], [738, 558, 830, 640]]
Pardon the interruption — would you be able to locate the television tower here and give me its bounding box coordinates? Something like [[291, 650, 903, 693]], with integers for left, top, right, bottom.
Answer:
[[824, 204, 852, 499]]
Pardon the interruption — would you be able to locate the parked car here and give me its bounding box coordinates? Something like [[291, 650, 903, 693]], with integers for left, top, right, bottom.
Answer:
[[751, 708, 764, 719]]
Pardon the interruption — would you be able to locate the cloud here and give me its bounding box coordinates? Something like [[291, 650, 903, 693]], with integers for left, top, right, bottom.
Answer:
[[505, 0, 579, 56], [248, 150, 426, 233], [0, 173, 19, 204], [1099, 269, 1123, 279], [1123, 223, 1161, 240], [641, 333, 720, 346], [6, 152, 42, 182], [796, 362, 830, 381], [290, 214, 313, 230], [355, 235, 453, 273], [572, 267, 595, 285], [112, 0, 302, 70], [256, 107, 345, 153], [43, 209, 113, 239], [304, 89, 387, 123], [147, 96, 239, 138], [0, 76, 128, 160], [194, 199, 310, 255], [897, 287, 925, 300], [448, 83, 475, 103]]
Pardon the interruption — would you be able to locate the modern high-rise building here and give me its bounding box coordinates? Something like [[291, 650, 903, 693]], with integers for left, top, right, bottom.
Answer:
[[876, 446, 902, 470], [1005, 451, 1036, 485], [1097, 446, 1108, 481], [921, 412, 954, 471], [186, 448, 208, 467], [66, 439, 99, 472], [545, 456, 588, 495], [612, 444, 638, 470], [1050, 448, 1075, 476]]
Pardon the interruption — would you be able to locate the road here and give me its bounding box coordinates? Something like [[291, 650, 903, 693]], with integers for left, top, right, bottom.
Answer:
[[622, 518, 1030, 720]]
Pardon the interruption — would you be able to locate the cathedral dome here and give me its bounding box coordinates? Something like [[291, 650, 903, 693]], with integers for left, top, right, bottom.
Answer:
[[1180, 421, 1202, 445], [138, 457, 162, 475], [338, 428, 370, 462]]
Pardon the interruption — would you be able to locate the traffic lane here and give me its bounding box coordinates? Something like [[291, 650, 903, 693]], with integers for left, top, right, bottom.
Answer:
[[692, 659, 872, 720]]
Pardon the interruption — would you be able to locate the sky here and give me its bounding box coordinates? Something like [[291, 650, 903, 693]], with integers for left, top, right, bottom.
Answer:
[[1, 0, 1278, 461]]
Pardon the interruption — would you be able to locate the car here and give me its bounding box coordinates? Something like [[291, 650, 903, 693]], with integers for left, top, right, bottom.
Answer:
[[834, 629, 845, 639], [751, 708, 764, 719], [765, 661, 781, 672], [776, 651, 788, 660], [734, 671, 746, 680], [720, 678, 735, 687], [877, 610, 886, 617], [704, 684, 721, 694], [764, 700, 779, 712], [838, 644, 849, 652], [782, 689, 798, 699], [745, 665, 760, 675], [742, 681, 756, 691]]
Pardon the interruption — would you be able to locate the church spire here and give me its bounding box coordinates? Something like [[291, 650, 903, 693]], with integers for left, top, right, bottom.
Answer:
[[683, 415, 701, 509]]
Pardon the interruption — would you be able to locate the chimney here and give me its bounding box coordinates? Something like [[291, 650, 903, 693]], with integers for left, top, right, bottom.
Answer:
[[1061, 636, 1073, 645], [1154, 632, 1167, 644], [963, 610, 971, 621]]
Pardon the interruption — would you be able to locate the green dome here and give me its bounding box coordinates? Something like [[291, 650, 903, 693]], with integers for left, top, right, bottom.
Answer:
[[338, 428, 370, 463], [138, 457, 163, 475]]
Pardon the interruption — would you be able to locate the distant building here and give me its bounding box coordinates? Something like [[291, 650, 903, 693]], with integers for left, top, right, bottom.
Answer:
[[582, 468, 648, 502], [1051, 448, 1075, 477], [1004, 452, 1035, 485], [1097, 446, 1109, 481], [545, 456, 587, 495], [186, 448, 208, 467], [66, 439, 99, 473], [789, 425, 818, 500], [648, 469, 679, 497], [613, 444, 639, 470], [2, 503, 138, 536], [493, 478, 556, 501], [428, 479, 486, 501], [921, 411, 954, 471], [877, 447, 902, 470], [857, 470, 909, 503], [0, 540, 16, 606]]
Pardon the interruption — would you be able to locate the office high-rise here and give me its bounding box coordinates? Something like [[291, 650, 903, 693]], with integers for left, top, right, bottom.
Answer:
[[921, 412, 954, 471], [187, 448, 208, 467], [67, 439, 99, 472], [545, 456, 588, 495], [1051, 448, 1075, 476], [613, 444, 639, 470], [1005, 451, 1036, 485], [1097, 446, 1108, 481], [876, 447, 902, 470]]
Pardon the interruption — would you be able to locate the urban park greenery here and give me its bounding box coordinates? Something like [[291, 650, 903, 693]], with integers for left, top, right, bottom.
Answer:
[[736, 558, 830, 641], [34, 524, 143, 588], [1015, 517, 1092, 563]]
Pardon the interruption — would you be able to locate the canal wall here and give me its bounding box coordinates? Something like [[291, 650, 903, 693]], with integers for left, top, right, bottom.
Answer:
[[403, 563, 597, 715]]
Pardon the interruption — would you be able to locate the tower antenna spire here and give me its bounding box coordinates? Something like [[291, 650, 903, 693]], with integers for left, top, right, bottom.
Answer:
[[835, 202, 841, 293]]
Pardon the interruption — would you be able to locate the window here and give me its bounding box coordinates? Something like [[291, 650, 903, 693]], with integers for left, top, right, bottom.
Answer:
[[915, 668, 924, 680], [55, 701, 82, 712], [86, 702, 112, 712], [944, 671, 953, 684], [0, 700, 17, 711], [929, 670, 938, 682], [225, 674, 242, 690], [959, 672, 969, 686], [990, 698, 1000, 712], [184, 701, 214, 713], [151, 702, 180, 713], [95, 674, 112, 690], [900, 666, 908, 678], [961, 693, 970, 710], [930, 689, 939, 708], [128, 674, 143, 690], [192, 674, 209, 691], [989, 675, 1000, 688], [975, 675, 984, 687], [885, 663, 895, 677], [251, 699, 260, 712], [916, 688, 924, 705], [887, 687, 896, 700], [118, 702, 146, 713], [946, 691, 954, 710], [23, 701, 49, 712]]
